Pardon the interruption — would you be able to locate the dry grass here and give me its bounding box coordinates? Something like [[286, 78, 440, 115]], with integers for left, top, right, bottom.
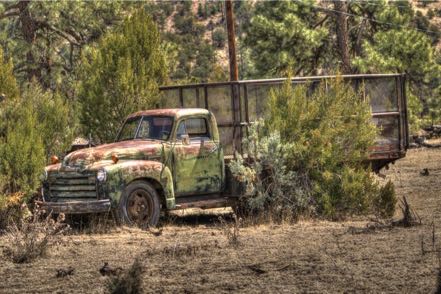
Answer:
[[105, 258, 143, 294], [3, 209, 69, 264], [219, 213, 241, 248], [1, 148, 441, 292]]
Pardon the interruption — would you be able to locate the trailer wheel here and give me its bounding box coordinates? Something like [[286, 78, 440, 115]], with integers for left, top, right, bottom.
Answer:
[[118, 180, 160, 228]]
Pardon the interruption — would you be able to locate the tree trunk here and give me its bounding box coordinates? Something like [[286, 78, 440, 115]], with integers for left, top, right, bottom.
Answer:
[[334, 1, 352, 74]]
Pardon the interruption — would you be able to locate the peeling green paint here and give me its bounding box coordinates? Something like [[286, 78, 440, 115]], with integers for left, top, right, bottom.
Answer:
[[43, 109, 225, 212], [104, 160, 175, 208]]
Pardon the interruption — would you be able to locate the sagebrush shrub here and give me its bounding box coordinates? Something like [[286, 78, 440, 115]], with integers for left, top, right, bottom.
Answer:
[[229, 123, 312, 219], [230, 76, 396, 220]]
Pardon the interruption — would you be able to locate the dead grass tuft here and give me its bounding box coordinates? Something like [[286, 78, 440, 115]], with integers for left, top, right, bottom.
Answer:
[[105, 258, 143, 294], [0, 192, 30, 232], [66, 212, 118, 235], [160, 240, 220, 259], [3, 208, 69, 263], [219, 213, 241, 247], [56, 266, 75, 278], [393, 196, 421, 227]]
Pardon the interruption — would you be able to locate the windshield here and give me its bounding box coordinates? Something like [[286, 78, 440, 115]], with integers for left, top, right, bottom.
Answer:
[[116, 116, 173, 142]]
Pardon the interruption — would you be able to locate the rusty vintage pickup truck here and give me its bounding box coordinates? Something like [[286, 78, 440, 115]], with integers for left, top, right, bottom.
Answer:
[[40, 74, 409, 226], [41, 108, 233, 226]]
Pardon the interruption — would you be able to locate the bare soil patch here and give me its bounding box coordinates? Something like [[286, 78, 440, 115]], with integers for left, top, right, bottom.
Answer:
[[1, 148, 441, 293]]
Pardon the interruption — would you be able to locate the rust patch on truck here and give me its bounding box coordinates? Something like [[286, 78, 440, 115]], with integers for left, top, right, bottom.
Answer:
[[42, 108, 223, 214]]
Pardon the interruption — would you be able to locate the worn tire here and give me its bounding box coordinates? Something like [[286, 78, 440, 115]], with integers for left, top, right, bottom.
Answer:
[[118, 180, 161, 228]]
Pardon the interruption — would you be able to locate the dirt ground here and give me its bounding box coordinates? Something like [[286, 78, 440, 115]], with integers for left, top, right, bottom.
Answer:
[[1, 148, 441, 293]]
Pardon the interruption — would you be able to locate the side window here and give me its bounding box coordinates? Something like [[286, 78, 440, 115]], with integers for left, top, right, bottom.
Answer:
[[176, 121, 186, 140], [177, 117, 210, 140]]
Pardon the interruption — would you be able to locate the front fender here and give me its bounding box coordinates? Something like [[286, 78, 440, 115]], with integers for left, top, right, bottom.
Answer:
[[105, 160, 175, 209]]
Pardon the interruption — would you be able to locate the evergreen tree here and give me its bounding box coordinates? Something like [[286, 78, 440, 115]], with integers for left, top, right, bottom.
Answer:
[[79, 10, 167, 143], [0, 1, 126, 96], [0, 48, 19, 102], [212, 28, 226, 48], [197, 1, 205, 19], [0, 100, 45, 195], [0, 53, 45, 196], [352, 1, 441, 123], [243, 0, 328, 77], [0, 56, 75, 196], [21, 81, 76, 158]]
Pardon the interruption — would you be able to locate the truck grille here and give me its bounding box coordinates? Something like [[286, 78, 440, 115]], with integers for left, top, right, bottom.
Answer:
[[46, 171, 97, 201]]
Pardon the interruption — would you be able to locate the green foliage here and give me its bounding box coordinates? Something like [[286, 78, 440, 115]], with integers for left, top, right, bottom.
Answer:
[[426, 9, 435, 20], [230, 77, 396, 219], [407, 90, 423, 133], [0, 97, 45, 195], [23, 82, 76, 157], [0, 53, 43, 195], [229, 124, 311, 219], [353, 30, 436, 84], [354, 28, 440, 127], [373, 180, 396, 219], [267, 76, 376, 168], [212, 28, 226, 48], [0, 1, 126, 96], [0, 52, 74, 196], [240, 0, 440, 130], [0, 48, 19, 102], [79, 9, 167, 143], [243, 0, 328, 77], [350, 1, 441, 129], [197, 2, 205, 19]]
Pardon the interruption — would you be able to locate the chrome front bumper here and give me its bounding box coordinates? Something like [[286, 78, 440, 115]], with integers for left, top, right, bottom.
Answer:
[[36, 199, 111, 214]]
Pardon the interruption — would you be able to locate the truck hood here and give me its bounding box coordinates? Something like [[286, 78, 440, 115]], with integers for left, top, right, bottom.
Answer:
[[63, 140, 163, 167]]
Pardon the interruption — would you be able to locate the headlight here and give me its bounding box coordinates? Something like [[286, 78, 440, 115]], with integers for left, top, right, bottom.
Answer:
[[97, 169, 107, 182]]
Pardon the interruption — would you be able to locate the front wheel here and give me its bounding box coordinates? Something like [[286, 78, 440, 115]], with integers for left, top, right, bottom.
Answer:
[[118, 181, 161, 228]]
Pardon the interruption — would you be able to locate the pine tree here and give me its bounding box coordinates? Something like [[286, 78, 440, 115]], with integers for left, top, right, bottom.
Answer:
[[243, 0, 328, 77], [0, 48, 19, 103], [0, 47, 20, 139], [0, 1, 125, 96], [0, 52, 46, 195], [79, 10, 167, 143], [352, 2, 441, 124]]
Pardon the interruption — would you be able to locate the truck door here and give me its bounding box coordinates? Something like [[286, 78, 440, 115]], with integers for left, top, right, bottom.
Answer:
[[173, 116, 223, 195]]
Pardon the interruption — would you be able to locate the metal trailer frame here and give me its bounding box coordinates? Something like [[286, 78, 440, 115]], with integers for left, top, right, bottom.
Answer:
[[159, 73, 408, 171]]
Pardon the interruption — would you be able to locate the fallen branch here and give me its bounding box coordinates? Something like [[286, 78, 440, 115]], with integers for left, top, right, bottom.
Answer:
[[392, 196, 421, 227]]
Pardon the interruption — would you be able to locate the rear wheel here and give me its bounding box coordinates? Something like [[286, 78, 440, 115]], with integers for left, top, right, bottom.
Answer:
[[118, 181, 161, 228]]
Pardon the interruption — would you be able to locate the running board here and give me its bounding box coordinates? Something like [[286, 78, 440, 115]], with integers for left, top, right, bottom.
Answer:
[[174, 195, 234, 210]]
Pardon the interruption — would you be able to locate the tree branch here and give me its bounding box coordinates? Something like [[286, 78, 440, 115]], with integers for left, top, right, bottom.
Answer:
[[0, 9, 20, 20], [36, 20, 80, 46], [314, 15, 329, 29]]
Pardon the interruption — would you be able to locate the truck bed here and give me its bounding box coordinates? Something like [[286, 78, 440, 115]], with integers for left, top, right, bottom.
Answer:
[[160, 74, 408, 171]]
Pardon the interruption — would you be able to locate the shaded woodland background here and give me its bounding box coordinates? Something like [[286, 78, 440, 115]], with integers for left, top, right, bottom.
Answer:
[[0, 0, 439, 215]]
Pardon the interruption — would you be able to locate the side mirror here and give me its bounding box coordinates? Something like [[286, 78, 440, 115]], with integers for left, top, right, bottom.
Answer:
[[181, 134, 190, 145]]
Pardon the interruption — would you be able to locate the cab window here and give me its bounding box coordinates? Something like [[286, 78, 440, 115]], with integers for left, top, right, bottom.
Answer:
[[176, 117, 210, 140]]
